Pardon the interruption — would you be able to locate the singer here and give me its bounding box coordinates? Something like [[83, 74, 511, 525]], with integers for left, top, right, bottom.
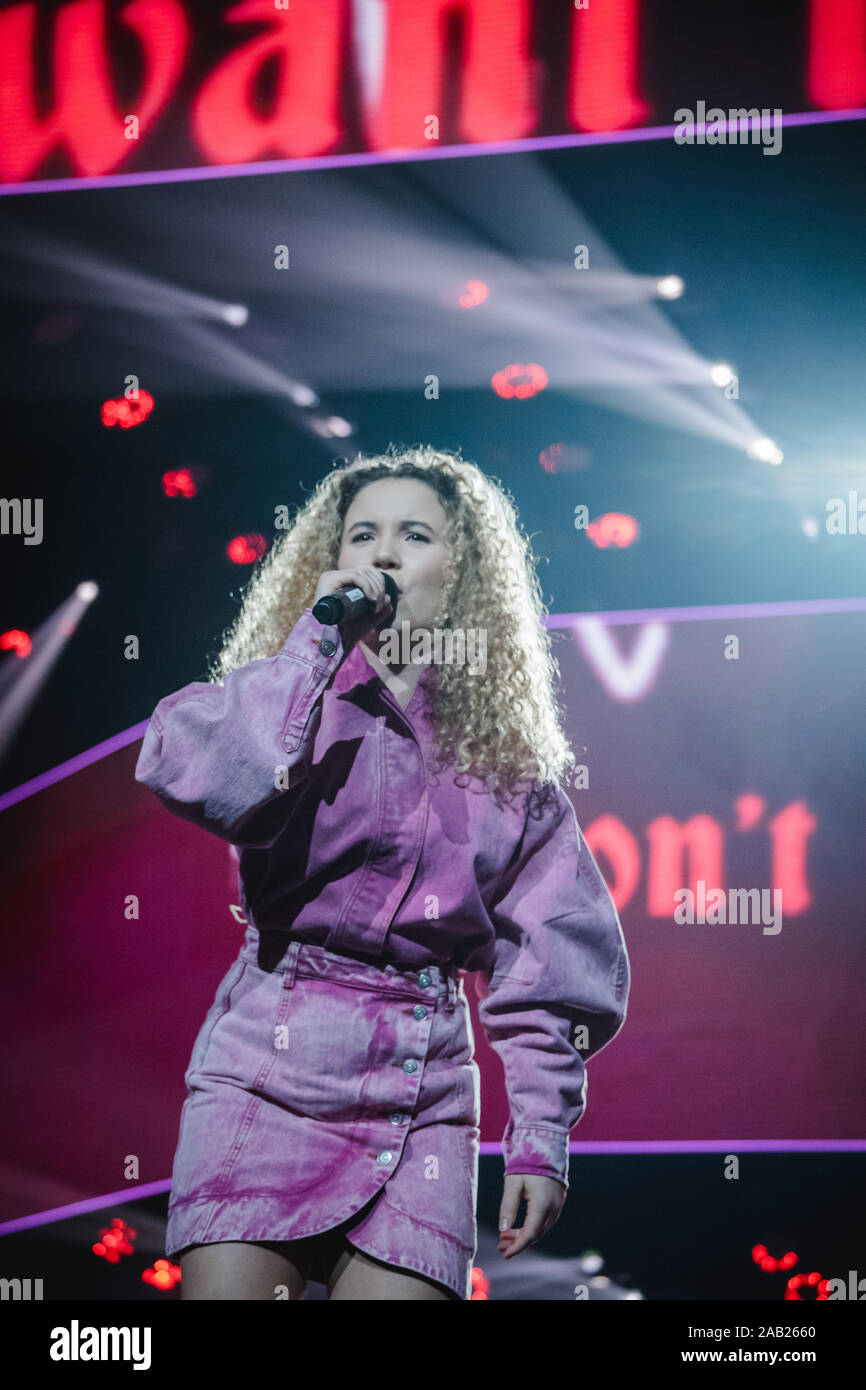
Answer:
[[135, 443, 630, 1300]]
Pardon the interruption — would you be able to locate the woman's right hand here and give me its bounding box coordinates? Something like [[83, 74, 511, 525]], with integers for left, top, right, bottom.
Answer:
[[313, 567, 395, 643]]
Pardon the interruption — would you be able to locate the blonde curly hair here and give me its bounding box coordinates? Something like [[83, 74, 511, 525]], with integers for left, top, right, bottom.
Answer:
[[208, 444, 576, 803]]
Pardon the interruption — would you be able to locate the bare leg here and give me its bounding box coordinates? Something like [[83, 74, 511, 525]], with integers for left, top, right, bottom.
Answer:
[[326, 1246, 458, 1301], [179, 1241, 308, 1300]]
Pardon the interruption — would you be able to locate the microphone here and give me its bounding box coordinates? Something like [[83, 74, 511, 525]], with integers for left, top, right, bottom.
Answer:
[[312, 572, 399, 627]]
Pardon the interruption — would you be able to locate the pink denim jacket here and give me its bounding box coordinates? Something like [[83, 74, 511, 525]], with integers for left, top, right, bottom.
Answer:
[[134, 608, 630, 1186]]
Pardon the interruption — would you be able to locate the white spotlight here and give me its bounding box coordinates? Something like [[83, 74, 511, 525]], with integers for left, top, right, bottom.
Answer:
[[290, 385, 320, 408], [325, 416, 353, 438], [709, 362, 734, 387], [656, 275, 685, 299], [748, 437, 784, 465], [76, 581, 99, 602], [309, 416, 354, 439], [222, 304, 249, 326], [801, 517, 819, 539]]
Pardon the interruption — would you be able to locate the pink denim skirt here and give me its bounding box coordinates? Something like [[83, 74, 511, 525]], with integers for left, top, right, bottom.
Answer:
[[165, 936, 482, 1299]]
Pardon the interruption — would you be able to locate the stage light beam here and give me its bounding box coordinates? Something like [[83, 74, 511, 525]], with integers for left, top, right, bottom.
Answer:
[[656, 275, 685, 299], [748, 437, 784, 465]]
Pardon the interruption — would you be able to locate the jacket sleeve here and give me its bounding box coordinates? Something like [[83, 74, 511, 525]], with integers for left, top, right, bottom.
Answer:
[[477, 782, 630, 1190], [134, 609, 343, 848]]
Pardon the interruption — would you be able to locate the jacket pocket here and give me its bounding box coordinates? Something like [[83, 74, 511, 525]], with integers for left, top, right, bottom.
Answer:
[[184, 958, 248, 1087], [281, 672, 324, 754]]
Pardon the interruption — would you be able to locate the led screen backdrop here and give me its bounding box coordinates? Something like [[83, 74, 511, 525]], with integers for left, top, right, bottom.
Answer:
[[1, 598, 863, 1224], [0, 0, 862, 190]]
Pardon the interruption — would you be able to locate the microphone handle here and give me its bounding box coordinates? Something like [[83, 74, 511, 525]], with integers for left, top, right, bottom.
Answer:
[[312, 573, 398, 627], [311, 585, 367, 625]]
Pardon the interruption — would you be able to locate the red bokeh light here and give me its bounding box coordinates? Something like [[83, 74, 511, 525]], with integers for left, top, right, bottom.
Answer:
[[491, 363, 548, 399], [470, 1264, 490, 1300], [586, 512, 639, 549], [539, 443, 592, 474], [785, 1271, 830, 1300], [162, 469, 197, 498], [227, 534, 267, 565], [101, 389, 154, 429], [458, 280, 489, 308], [92, 1217, 137, 1264], [1, 629, 31, 658], [142, 1258, 182, 1292], [751, 1243, 798, 1273]]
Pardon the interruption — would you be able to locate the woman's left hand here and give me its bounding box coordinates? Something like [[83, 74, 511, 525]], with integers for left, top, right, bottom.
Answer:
[[498, 1173, 567, 1258]]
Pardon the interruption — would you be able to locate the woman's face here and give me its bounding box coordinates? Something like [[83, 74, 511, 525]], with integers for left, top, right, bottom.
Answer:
[[338, 477, 448, 633]]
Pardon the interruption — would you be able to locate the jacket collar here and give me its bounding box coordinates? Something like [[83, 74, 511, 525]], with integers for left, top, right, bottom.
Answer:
[[331, 635, 436, 716]]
